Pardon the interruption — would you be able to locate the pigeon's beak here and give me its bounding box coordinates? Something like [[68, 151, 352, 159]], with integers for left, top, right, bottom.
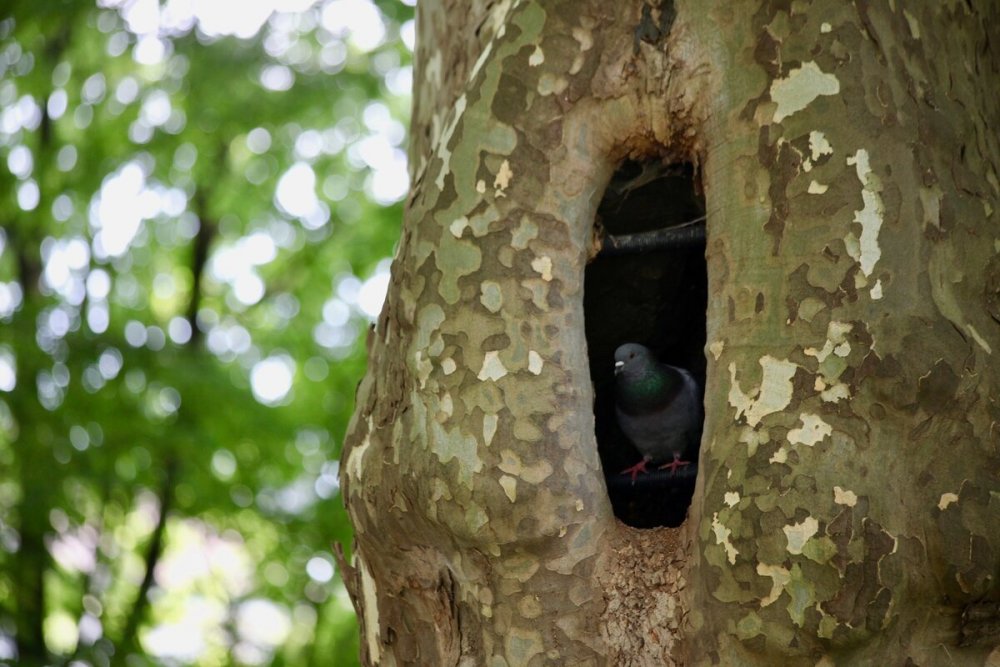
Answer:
[[614, 360, 624, 375]]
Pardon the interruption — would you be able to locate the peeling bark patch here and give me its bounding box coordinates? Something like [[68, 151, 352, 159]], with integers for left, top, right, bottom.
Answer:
[[499, 474, 518, 502], [528, 44, 544, 66], [359, 556, 381, 662], [531, 255, 553, 281], [434, 94, 467, 190], [808, 180, 828, 194], [478, 350, 509, 381], [844, 149, 884, 278], [724, 491, 740, 507], [569, 25, 593, 75], [757, 562, 791, 606], [494, 159, 513, 196], [805, 321, 854, 403], [805, 321, 852, 362], [787, 413, 832, 446], [728, 356, 798, 427], [784, 517, 819, 554], [740, 425, 772, 457], [938, 492, 959, 510], [712, 512, 738, 564], [528, 350, 544, 375], [770, 61, 841, 123], [833, 486, 857, 507], [450, 216, 469, 238], [483, 413, 498, 446], [967, 325, 992, 354], [709, 340, 725, 360], [809, 130, 833, 161], [346, 419, 373, 483]]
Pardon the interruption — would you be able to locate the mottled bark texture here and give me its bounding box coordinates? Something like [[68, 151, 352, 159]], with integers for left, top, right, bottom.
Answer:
[[339, 0, 1000, 664]]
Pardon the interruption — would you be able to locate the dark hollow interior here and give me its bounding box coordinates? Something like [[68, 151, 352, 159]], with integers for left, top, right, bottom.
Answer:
[[584, 161, 707, 529]]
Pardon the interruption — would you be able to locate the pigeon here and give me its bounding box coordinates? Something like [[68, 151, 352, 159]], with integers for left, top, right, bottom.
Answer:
[[614, 343, 702, 481]]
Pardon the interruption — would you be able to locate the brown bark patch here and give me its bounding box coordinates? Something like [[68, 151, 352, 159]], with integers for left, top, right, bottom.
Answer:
[[597, 522, 690, 666]]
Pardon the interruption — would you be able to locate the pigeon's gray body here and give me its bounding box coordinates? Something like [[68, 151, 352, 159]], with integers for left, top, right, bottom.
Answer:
[[614, 343, 701, 467]]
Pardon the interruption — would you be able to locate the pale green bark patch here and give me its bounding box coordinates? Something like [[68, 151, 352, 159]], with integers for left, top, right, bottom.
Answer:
[[436, 232, 482, 304], [770, 61, 840, 123], [480, 281, 503, 312], [498, 448, 553, 484], [505, 627, 544, 664], [510, 216, 538, 249], [431, 420, 483, 488], [787, 413, 832, 446], [785, 565, 814, 626]]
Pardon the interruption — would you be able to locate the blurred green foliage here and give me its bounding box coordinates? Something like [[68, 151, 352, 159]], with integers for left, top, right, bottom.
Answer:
[[0, 0, 412, 664]]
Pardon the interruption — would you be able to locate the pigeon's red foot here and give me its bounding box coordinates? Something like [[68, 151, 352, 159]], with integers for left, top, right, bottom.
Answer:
[[659, 453, 691, 475], [620, 459, 651, 483]]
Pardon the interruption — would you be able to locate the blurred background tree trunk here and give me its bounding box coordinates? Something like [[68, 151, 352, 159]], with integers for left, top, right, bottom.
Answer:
[[340, 0, 999, 665]]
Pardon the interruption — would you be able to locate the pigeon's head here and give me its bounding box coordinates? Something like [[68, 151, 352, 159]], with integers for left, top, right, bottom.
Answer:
[[614, 343, 654, 376]]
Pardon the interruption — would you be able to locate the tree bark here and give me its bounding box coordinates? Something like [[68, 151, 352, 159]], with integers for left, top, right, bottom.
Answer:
[[340, 1, 1000, 664]]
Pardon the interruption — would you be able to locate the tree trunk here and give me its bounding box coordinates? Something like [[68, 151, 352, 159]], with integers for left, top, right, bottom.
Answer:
[[339, 1, 1000, 664]]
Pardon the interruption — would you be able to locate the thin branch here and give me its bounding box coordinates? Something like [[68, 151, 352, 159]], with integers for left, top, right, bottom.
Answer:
[[597, 216, 706, 257], [113, 459, 177, 664], [186, 190, 216, 345]]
